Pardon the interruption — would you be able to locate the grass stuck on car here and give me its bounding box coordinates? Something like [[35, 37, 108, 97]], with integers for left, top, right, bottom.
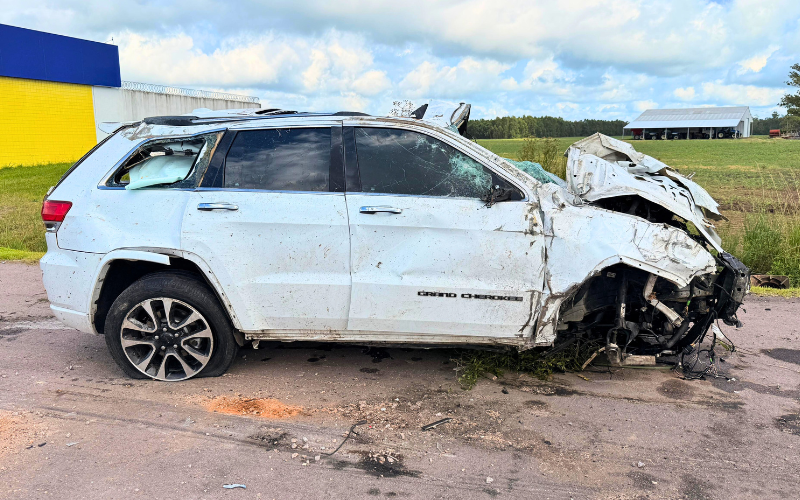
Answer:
[[40, 102, 749, 381]]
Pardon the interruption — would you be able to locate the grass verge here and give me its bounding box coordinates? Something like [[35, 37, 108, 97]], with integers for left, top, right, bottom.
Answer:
[[0, 162, 71, 255], [750, 286, 800, 298], [0, 247, 44, 263]]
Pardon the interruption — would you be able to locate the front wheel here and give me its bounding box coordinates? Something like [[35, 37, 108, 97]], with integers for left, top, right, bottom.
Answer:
[[104, 272, 238, 381]]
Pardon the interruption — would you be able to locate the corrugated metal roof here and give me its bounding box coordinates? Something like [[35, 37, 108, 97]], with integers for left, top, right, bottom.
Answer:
[[624, 107, 751, 129]]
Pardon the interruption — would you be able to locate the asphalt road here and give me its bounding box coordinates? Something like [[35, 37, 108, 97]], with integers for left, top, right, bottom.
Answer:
[[1, 262, 799, 500]]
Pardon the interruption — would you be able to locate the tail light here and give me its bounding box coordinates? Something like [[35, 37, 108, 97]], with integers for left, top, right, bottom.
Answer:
[[42, 200, 72, 232]]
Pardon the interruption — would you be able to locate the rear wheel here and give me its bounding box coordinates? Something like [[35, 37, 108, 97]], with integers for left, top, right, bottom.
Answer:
[[104, 272, 238, 381]]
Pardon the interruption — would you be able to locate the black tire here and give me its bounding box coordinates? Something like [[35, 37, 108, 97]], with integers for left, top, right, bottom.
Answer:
[[104, 271, 238, 381]]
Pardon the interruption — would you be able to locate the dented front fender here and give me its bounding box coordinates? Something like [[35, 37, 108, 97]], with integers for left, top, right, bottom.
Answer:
[[530, 184, 716, 346]]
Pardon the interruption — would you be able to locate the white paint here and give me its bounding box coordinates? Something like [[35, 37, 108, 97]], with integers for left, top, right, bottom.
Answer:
[[345, 193, 543, 338], [42, 115, 724, 350], [182, 190, 352, 332]]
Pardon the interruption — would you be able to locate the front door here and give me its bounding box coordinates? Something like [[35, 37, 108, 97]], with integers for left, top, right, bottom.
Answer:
[[182, 124, 351, 332], [343, 126, 545, 339]]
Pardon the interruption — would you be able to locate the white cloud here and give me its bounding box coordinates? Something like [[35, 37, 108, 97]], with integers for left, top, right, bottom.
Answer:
[[737, 45, 780, 74], [398, 57, 511, 98], [674, 87, 696, 101], [634, 100, 658, 112], [700, 81, 785, 106], [114, 29, 392, 109]]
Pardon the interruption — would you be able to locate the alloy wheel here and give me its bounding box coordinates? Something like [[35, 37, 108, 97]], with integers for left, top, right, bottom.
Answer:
[[119, 297, 214, 381]]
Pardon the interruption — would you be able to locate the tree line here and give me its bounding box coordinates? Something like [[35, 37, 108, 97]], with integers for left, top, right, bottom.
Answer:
[[465, 115, 627, 139], [464, 112, 797, 139]]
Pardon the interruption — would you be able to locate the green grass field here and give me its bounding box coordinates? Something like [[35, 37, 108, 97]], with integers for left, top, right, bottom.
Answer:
[[2, 136, 799, 289], [0, 162, 71, 260], [478, 136, 800, 215]]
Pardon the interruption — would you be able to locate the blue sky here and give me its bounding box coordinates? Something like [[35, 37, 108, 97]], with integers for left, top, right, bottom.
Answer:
[[2, 0, 798, 120]]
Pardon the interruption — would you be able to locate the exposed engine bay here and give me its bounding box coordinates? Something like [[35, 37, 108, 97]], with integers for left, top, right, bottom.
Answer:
[[546, 134, 750, 368]]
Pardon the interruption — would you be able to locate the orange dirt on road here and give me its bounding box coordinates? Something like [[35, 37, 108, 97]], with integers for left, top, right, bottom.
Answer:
[[202, 396, 304, 419]]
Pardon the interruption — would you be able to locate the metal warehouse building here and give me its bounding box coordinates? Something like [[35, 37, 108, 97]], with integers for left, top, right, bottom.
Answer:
[[623, 106, 753, 140], [0, 24, 260, 166]]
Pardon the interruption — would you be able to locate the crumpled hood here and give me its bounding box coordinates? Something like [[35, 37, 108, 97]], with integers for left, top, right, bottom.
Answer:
[[565, 133, 724, 252]]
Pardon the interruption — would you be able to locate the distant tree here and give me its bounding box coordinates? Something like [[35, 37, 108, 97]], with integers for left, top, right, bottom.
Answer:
[[465, 115, 626, 139], [779, 63, 800, 117]]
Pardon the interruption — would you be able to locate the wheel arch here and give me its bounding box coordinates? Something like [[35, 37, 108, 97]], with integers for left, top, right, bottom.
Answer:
[[90, 249, 245, 346]]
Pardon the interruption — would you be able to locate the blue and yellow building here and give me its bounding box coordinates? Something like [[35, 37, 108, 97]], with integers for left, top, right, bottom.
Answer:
[[0, 24, 121, 166]]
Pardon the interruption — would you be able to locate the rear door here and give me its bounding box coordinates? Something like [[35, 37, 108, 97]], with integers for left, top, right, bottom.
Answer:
[[343, 125, 545, 340], [182, 122, 351, 332]]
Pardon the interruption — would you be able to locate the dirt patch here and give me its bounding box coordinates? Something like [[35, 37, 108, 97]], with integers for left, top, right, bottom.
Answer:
[[0, 411, 38, 460], [775, 414, 800, 436], [523, 400, 549, 409], [762, 348, 800, 366], [359, 367, 380, 374], [203, 397, 304, 419], [249, 429, 291, 447], [657, 379, 696, 400], [680, 474, 714, 500], [627, 470, 659, 491], [502, 377, 581, 396]]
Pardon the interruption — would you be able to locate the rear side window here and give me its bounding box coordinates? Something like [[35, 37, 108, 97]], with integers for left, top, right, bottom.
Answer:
[[354, 128, 493, 198], [224, 128, 330, 191]]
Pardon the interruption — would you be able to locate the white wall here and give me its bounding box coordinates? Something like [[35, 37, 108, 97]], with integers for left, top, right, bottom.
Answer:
[[92, 87, 260, 141], [736, 118, 752, 138]]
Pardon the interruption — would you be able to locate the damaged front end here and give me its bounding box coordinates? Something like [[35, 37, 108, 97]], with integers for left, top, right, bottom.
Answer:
[[533, 134, 749, 367]]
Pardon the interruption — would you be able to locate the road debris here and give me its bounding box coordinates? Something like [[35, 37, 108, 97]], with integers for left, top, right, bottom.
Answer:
[[222, 484, 246, 489], [421, 418, 452, 431], [321, 420, 367, 457]]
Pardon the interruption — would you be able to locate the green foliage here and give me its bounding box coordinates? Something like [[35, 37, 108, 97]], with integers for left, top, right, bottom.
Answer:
[[770, 223, 800, 284], [517, 137, 567, 179], [466, 115, 626, 139], [452, 340, 602, 389], [741, 214, 783, 275], [779, 63, 800, 118]]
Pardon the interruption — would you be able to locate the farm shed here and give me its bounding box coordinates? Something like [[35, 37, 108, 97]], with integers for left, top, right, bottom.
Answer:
[[624, 107, 752, 140]]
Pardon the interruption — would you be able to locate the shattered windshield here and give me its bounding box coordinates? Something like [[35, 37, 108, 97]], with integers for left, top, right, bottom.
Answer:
[[354, 127, 492, 198]]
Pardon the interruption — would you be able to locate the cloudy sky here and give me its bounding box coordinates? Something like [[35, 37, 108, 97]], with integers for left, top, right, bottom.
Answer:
[[2, 0, 798, 120]]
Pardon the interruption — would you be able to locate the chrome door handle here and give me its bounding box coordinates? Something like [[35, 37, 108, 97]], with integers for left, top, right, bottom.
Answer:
[[360, 206, 402, 214], [197, 202, 239, 211]]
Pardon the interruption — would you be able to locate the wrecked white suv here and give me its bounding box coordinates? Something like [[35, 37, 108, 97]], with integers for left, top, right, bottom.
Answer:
[[40, 104, 748, 381]]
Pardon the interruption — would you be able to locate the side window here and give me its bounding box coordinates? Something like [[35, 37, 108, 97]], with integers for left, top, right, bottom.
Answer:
[[354, 128, 500, 198], [224, 128, 330, 191], [106, 132, 222, 190]]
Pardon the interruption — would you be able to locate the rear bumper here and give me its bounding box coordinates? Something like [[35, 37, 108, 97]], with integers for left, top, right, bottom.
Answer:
[[50, 305, 94, 334], [40, 233, 104, 334]]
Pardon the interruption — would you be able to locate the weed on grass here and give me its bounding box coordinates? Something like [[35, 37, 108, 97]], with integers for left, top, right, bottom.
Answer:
[[452, 340, 603, 389], [516, 137, 567, 179]]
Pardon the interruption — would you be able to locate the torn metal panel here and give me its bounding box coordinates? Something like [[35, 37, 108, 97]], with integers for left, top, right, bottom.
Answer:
[[565, 133, 724, 252], [529, 182, 717, 346]]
